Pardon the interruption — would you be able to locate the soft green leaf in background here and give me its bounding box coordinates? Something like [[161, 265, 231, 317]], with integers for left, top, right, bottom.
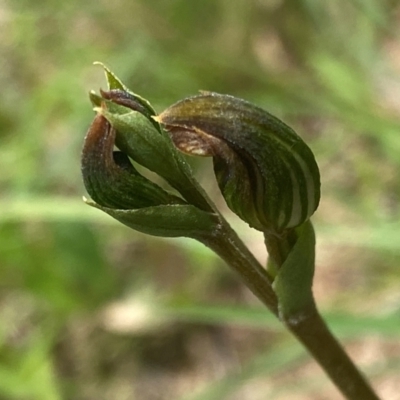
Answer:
[[1, 1, 400, 399]]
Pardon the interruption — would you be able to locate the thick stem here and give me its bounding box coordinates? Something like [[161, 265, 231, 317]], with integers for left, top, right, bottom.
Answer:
[[201, 221, 380, 400], [199, 221, 279, 316], [286, 305, 380, 400]]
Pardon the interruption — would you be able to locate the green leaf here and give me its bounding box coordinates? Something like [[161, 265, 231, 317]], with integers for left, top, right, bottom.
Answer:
[[272, 220, 316, 318], [89, 91, 103, 107], [94, 61, 125, 91], [99, 107, 179, 174], [86, 200, 219, 238]]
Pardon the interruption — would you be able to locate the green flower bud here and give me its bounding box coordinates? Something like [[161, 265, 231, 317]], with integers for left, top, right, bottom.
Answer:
[[157, 92, 320, 233], [81, 64, 218, 238], [81, 109, 218, 238], [90, 82, 212, 212]]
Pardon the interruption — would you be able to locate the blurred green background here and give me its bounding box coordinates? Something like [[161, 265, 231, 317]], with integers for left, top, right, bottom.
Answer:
[[1, 1, 400, 399]]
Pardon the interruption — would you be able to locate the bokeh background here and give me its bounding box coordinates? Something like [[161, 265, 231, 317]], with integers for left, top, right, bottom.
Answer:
[[1, 1, 400, 399]]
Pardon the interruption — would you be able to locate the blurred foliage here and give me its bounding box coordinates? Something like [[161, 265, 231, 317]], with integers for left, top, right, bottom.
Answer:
[[1, 0, 400, 399]]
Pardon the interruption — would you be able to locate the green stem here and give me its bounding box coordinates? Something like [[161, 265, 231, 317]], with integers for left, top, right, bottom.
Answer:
[[286, 304, 380, 400], [183, 174, 379, 399], [201, 221, 380, 400], [199, 221, 279, 316]]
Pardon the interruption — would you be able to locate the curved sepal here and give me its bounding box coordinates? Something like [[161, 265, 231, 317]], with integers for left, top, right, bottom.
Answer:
[[81, 113, 184, 210]]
